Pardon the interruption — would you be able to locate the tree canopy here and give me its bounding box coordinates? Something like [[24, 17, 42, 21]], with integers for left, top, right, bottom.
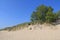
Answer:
[[31, 5, 59, 24]]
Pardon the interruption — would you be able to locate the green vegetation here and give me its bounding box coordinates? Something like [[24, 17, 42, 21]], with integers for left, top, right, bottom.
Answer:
[[1, 4, 60, 31], [31, 5, 59, 24], [1, 22, 31, 31]]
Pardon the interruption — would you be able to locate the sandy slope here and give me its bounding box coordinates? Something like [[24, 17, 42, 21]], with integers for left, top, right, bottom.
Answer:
[[0, 25, 60, 40]]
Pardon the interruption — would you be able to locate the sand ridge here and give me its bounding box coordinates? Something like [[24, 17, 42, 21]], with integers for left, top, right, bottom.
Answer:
[[0, 24, 60, 40]]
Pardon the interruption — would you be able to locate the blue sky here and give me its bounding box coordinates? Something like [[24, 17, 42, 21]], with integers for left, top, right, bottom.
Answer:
[[0, 0, 60, 29]]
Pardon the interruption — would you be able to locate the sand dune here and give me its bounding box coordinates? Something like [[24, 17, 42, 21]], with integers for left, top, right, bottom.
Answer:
[[0, 24, 60, 40]]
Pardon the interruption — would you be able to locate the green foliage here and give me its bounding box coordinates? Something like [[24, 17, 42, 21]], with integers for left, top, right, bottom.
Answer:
[[46, 11, 55, 23], [57, 11, 60, 18], [31, 5, 58, 24], [36, 5, 48, 13]]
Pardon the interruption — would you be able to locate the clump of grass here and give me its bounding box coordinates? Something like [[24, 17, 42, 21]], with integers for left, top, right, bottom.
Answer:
[[1, 22, 33, 31]]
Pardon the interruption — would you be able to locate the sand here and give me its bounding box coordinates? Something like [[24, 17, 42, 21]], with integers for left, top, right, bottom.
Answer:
[[0, 24, 60, 40]]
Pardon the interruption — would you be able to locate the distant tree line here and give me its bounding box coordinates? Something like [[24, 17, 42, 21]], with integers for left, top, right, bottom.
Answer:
[[31, 5, 60, 24]]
